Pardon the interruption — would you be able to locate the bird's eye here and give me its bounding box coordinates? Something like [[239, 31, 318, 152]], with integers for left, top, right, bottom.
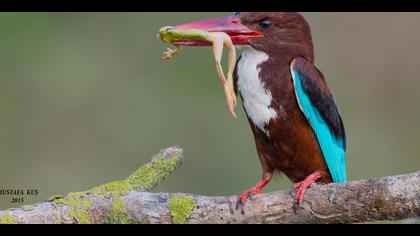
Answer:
[[258, 18, 272, 30]]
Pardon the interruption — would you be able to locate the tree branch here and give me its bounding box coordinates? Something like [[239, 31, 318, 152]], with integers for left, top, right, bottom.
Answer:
[[0, 146, 419, 224]]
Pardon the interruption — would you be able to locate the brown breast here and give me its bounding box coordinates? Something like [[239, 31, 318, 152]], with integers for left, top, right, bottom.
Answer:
[[237, 50, 331, 183]]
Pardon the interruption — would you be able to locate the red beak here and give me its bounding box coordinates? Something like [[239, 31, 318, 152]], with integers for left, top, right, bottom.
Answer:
[[172, 15, 263, 46]]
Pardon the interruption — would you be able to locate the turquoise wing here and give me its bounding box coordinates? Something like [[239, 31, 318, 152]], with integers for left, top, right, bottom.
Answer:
[[290, 57, 347, 183]]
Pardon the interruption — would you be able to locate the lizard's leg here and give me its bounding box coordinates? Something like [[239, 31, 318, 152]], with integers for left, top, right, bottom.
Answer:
[[211, 33, 237, 118], [223, 34, 237, 106], [162, 45, 182, 60]]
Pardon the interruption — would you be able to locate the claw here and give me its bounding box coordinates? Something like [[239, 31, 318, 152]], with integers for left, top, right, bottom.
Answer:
[[292, 171, 323, 203], [235, 174, 272, 214], [292, 200, 304, 213], [236, 190, 255, 215], [235, 199, 245, 214], [288, 186, 297, 197]]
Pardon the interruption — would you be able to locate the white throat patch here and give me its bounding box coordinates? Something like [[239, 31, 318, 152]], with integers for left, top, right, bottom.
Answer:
[[237, 47, 277, 136]]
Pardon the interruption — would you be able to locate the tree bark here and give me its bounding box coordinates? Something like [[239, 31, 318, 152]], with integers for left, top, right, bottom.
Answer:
[[0, 146, 419, 224]]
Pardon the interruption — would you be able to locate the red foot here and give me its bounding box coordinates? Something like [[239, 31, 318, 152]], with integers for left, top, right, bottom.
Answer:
[[236, 175, 271, 213], [292, 171, 323, 203], [238, 188, 260, 203]]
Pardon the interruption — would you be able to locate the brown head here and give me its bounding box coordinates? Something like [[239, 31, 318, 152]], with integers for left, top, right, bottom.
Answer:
[[237, 12, 314, 63]]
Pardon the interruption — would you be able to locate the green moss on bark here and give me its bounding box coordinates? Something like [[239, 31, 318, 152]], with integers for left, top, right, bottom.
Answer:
[[50, 147, 183, 224], [104, 191, 134, 224], [90, 149, 182, 196], [0, 213, 15, 224], [169, 195, 196, 224], [127, 152, 180, 190], [53, 192, 92, 224]]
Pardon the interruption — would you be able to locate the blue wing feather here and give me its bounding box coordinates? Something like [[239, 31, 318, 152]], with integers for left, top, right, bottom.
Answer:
[[291, 59, 347, 183]]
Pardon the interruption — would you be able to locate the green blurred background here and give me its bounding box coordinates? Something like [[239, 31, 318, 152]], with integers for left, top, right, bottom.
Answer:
[[1, 13, 420, 213]]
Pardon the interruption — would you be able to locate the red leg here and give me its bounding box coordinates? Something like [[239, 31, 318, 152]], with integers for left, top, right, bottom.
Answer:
[[236, 173, 272, 213], [293, 171, 323, 203], [292, 181, 303, 190]]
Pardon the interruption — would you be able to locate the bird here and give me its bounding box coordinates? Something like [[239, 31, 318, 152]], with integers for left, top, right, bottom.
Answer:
[[170, 12, 347, 210]]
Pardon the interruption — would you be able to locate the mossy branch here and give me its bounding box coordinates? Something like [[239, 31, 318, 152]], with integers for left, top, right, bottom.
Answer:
[[0, 146, 419, 224], [0, 146, 184, 224]]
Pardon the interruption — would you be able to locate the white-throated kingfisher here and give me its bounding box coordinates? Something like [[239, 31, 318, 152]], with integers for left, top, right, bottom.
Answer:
[[169, 12, 347, 211]]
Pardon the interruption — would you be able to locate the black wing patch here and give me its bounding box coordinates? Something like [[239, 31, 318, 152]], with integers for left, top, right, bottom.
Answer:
[[292, 57, 347, 150]]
